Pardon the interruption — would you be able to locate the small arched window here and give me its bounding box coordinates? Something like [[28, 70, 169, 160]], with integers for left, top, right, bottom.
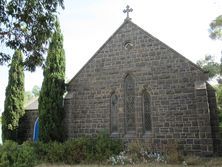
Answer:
[[124, 74, 135, 132], [110, 93, 118, 133], [143, 90, 152, 132]]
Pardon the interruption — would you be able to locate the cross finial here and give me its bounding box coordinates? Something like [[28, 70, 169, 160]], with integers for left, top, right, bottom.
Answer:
[[123, 5, 133, 21]]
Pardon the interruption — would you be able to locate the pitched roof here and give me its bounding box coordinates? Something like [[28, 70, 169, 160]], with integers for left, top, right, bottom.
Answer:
[[24, 97, 38, 110], [128, 21, 206, 73], [68, 20, 128, 85], [68, 20, 206, 85]]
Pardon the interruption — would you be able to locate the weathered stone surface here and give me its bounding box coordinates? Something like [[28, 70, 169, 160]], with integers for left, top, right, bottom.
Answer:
[[62, 20, 221, 155], [18, 98, 39, 142], [18, 110, 38, 142]]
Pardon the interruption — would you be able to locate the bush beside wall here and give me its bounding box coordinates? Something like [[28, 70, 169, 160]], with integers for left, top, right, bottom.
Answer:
[[0, 132, 123, 166], [0, 132, 193, 166], [0, 141, 37, 167]]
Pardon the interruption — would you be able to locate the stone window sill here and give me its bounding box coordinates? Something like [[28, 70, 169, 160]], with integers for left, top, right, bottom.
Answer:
[[110, 132, 119, 138], [143, 131, 152, 138], [124, 132, 137, 138]]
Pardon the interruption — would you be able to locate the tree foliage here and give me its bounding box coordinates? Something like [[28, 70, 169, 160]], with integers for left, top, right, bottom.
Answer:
[[0, 0, 64, 71], [196, 55, 222, 127], [2, 50, 24, 142], [38, 20, 65, 142], [24, 91, 33, 104], [32, 85, 40, 97], [196, 55, 221, 78], [24, 85, 40, 104], [208, 14, 222, 130], [215, 85, 222, 128], [209, 15, 222, 40]]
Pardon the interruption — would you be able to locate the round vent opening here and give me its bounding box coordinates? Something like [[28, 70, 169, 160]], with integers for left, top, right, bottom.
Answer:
[[124, 41, 133, 50]]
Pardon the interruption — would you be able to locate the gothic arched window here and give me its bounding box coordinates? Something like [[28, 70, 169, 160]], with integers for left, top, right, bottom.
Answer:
[[124, 74, 135, 132], [111, 93, 118, 133], [143, 90, 152, 132]]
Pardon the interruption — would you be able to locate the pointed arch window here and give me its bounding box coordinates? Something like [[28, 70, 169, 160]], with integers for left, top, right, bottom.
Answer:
[[143, 90, 152, 132], [111, 93, 118, 133], [124, 74, 135, 132]]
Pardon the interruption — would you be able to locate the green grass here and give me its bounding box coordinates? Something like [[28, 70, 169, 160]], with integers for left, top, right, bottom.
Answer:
[[36, 157, 222, 167], [36, 165, 183, 167]]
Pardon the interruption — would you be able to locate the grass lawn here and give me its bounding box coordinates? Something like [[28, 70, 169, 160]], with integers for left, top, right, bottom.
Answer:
[[36, 157, 222, 167], [37, 165, 186, 167]]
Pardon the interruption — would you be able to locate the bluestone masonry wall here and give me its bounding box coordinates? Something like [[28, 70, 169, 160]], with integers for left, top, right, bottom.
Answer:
[[64, 20, 220, 155]]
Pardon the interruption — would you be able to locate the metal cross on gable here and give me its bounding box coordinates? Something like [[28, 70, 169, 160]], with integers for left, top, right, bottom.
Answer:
[[123, 5, 133, 21]]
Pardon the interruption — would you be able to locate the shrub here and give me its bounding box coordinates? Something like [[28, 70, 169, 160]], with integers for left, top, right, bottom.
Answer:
[[184, 155, 202, 165], [126, 139, 167, 164], [32, 141, 49, 162], [121, 139, 184, 164], [94, 130, 123, 162], [44, 142, 65, 163], [164, 142, 183, 164], [127, 139, 143, 162], [32, 141, 65, 163], [64, 137, 89, 164], [64, 131, 123, 164], [0, 141, 14, 167], [108, 151, 132, 165], [0, 132, 124, 165], [109, 137, 124, 156], [0, 140, 37, 167], [14, 142, 37, 167]]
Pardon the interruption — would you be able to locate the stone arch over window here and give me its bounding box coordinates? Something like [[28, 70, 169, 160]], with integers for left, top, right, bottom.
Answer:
[[142, 89, 152, 132], [124, 74, 136, 133], [110, 92, 118, 133]]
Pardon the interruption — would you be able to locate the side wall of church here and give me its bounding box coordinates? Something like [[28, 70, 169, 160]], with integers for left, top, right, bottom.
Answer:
[[18, 110, 38, 142], [64, 21, 214, 155], [207, 84, 222, 155]]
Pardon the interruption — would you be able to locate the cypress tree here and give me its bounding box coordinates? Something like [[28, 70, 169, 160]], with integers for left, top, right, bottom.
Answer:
[[38, 20, 65, 142], [2, 50, 24, 142]]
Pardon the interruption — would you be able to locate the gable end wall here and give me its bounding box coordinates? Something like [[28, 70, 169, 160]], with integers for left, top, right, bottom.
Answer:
[[64, 21, 213, 155]]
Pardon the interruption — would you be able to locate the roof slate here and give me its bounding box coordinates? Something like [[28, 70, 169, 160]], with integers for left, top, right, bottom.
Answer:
[[24, 97, 38, 110]]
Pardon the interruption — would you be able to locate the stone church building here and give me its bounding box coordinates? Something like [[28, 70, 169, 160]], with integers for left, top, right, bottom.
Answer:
[[20, 8, 221, 156], [63, 16, 221, 155]]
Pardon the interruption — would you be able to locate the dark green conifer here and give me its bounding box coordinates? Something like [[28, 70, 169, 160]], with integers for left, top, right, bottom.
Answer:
[[2, 50, 24, 141], [38, 20, 65, 142]]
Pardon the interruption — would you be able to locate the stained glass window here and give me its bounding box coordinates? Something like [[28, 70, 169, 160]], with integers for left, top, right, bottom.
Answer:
[[143, 90, 151, 132], [111, 93, 118, 133], [124, 74, 135, 132]]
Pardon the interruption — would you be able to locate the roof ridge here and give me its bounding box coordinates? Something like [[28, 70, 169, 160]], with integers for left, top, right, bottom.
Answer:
[[68, 20, 131, 86], [24, 97, 38, 109], [128, 21, 207, 74], [67, 20, 207, 87]]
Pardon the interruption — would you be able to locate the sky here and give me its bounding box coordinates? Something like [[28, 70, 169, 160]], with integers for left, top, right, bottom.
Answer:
[[0, 0, 222, 114]]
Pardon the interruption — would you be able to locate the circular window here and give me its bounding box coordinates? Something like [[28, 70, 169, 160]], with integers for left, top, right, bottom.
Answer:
[[124, 41, 133, 50]]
